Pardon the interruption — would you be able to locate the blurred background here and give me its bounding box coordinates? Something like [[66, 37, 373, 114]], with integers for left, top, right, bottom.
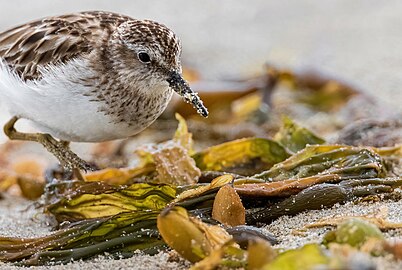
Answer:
[[0, 0, 401, 108]]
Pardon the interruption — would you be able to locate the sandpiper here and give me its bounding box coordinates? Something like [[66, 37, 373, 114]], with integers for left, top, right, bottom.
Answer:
[[0, 11, 208, 171]]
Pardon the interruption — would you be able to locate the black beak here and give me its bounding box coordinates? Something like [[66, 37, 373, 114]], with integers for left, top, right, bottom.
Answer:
[[167, 70, 208, 117]]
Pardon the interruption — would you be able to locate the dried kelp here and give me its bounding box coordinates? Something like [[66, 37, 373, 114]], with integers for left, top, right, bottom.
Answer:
[[253, 145, 386, 181], [158, 206, 250, 270], [193, 138, 291, 176], [305, 208, 402, 230], [323, 218, 384, 248], [0, 155, 46, 199], [0, 211, 163, 266], [83, 114, 199, 186], [336, 119, 402, 147], [212, 185, 245, 226], [84, 165, 155, 185], [46, 181, 177, 222], [263, 244, 330, 270], [247, 238, 276, 269], [245, 178, 402, 224], [135, 114, 200, 185], [263, 65, 362, 112], [0, 64, 401, 269], [273, 116, 325, 152], [47, 175, 230, 223], [157, 206, 236, 263]]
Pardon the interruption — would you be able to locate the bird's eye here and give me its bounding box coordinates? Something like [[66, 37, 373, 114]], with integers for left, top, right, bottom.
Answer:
[[138, 52, 151, 63]]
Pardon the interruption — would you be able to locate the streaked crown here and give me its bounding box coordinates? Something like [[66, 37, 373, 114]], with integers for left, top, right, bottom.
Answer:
[[112, 19, 182, 77]]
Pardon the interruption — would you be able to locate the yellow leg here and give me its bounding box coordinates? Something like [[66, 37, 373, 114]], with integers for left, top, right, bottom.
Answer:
[[4, 116, 93, 174]]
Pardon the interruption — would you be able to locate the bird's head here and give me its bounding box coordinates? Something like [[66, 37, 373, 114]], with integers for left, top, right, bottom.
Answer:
[[110, 19, 208, 117]]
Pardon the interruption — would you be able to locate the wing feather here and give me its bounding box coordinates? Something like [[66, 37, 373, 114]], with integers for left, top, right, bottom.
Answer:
[[0, 11, 127, 81]]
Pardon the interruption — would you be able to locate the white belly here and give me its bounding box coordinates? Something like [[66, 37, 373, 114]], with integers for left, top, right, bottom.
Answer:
[[26, 94, 141, 142], [0, 58, 155, 142]]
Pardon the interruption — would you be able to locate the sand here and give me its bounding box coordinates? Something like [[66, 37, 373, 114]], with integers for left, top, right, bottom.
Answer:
[[1, 1, 402, 269]]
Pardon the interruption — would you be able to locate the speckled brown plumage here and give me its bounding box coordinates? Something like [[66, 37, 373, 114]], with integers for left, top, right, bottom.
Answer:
[[0, 11, 207, 170], [1, 12, 97, 80], [0, 11, 180, 81]]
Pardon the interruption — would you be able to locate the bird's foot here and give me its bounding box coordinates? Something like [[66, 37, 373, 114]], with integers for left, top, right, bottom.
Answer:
[[38, 134, 94, 172], [4, 117, 95, 177]]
